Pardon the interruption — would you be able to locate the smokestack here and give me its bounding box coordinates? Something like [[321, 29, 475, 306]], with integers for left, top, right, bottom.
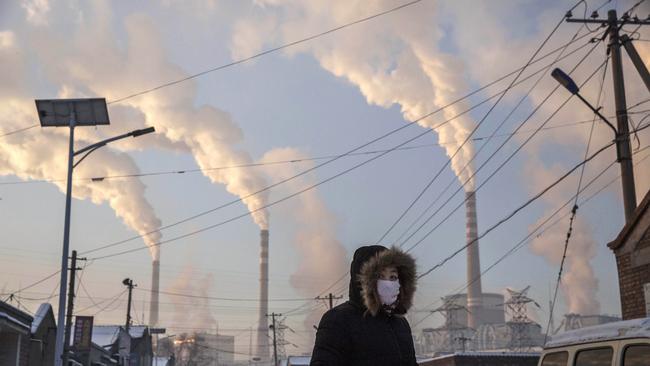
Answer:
[[149, 260, 160, 326], [256, 229, 270, 360], [466, 191, 483, 329]]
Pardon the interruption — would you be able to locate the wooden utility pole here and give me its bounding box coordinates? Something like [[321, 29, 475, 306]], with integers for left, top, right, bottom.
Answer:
[[267, 312, 281, 366], [566, 9, 650, 223], [316, 293, 343, 309], [62, 250, 85, 366], [123, 278, 136, 333]]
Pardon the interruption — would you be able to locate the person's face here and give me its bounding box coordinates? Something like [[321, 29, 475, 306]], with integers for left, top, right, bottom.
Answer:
[[379, 266, 399, 281]]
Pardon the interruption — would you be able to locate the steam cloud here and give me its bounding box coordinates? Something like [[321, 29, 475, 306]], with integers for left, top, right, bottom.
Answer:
[[1, 1, 269, 261], [232, 0, 478, 190], [167, 266, 217, 331], [260, 147, 348, 344]]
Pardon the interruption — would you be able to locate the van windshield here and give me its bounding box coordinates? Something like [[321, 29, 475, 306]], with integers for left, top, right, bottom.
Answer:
[[541, 351, 568, 366], [575, 347, 613, 366]]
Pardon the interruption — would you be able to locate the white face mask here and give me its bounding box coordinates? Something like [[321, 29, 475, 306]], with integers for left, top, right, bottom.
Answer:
[[377, 279, 400, 306]]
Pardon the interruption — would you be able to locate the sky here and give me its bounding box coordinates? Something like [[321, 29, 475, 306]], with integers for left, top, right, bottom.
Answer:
[[1, 0, 650, 357]]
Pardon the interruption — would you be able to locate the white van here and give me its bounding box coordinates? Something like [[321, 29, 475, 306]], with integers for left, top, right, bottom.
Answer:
[[538, 317, 650, 366]]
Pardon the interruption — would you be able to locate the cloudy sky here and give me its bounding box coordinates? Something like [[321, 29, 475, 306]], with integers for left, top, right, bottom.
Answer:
[[1, 0, 650, 356]]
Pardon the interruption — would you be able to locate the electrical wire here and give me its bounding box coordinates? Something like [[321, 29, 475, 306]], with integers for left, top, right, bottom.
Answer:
[[375, 10, 574, 244], [107, 0, 427, 105], [81, 32, 597, 259], [544, 50, 610, 344], [401, 39, 607, 254], [79, 29, 597, 256], [0, 124, 38, 138], [135, 287, 316, 302], [417, 140, 616, 279], [391, 25, 601, 250], [412, 145, 650, 328]]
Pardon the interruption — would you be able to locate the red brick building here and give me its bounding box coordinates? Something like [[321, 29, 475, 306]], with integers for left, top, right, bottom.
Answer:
[[608, 190, 650, 320]]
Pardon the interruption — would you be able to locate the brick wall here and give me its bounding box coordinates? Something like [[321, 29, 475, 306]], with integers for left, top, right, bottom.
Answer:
[[19, 333, 30, 366], [616, 252, 650, 320]]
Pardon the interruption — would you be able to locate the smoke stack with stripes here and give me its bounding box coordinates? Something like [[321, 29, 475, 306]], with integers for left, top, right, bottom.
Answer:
[[257, 229, 270, 360], [149, 260, 160, 326], [466, 191, 483, 329]]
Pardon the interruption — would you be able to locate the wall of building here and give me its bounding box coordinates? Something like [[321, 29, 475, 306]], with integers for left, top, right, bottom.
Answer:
[[615, 248, 650, 319]]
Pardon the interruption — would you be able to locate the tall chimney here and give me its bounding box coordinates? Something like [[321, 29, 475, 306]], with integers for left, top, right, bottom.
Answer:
[[149, 260, 160, 326], [256, 229, 270, 360], [466, 191, 483, 329]]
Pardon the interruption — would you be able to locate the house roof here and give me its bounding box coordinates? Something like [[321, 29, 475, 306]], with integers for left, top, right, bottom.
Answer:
[[31, 303, 54, 334], [90, 325, 148, 348], [545, 317, 650, 348], [608, 189, 650, 250]]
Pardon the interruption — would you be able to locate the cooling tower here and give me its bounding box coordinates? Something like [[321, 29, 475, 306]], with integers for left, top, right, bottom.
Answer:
[[256, 229, 270, 360], [466, 191, 483, 329], [149, 260, 160, 326]]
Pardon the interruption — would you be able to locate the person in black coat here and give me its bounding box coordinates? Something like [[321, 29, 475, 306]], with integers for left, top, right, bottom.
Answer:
[[310, 245, 418, 366]]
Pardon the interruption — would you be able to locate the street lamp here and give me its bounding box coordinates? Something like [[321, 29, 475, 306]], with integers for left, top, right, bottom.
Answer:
[[34, 98, 155, 366], [551, 68, 636, 221]]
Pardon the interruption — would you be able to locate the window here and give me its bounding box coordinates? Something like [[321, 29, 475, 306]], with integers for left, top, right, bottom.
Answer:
[[623, 344, 650, 366], [541, 351, 568, 366], [574, 347, 613, 366]]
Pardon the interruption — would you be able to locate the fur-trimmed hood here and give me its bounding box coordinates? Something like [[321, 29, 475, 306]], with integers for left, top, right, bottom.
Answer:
[[350, 246, 417, 317]]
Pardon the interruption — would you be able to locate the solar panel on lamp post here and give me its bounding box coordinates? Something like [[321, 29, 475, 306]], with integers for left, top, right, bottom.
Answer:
[[34, 98, 155, 366]]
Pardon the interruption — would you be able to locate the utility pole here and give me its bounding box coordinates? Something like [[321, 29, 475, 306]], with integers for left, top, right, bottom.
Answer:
[[123, 278, 136, 333], [316, 293, 343, 309], [565, 9, 650, 223], [267, 313, 281, 366], [62, 250, 86, 366]]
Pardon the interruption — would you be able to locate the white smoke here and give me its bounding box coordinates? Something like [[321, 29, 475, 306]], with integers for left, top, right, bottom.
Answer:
[[232, 0, 478, 190], [167, 265, 217, 331], [260, 147, 348, 344], [1, 1, 270, 262]]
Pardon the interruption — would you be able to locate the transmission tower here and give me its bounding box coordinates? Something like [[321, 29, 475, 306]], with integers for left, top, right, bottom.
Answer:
[[430, 297, 473, 352], [505, 286, 540, 351]]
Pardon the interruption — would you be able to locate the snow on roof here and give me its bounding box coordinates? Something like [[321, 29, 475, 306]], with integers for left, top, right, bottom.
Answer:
[[31, 303, 53, 333], [90, 325, 148, 347], [0, 311, 31, 330], [431, 351, 540, 360], [546, 317, 650, 348], [92, 326, 122, 348], [286, 356, 311, 365]]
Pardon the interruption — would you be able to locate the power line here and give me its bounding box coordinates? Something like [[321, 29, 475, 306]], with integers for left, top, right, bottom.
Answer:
[[544, 48, 610, 344], [417, 139, 615, 279], [375, 13, 578, 244], [0, 118, 611, 186], [81, 32, 596, 258], [412, 145, 650, 328], [107, 0, 427, 105], [135, 287, 315, 302], [400, 37, 607, 254], [0, 124, 38, 138]]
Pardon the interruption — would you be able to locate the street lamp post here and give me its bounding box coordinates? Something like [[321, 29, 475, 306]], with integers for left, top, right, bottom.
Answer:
[[551, 68, 636, 222], [35, 98, 155, 366]]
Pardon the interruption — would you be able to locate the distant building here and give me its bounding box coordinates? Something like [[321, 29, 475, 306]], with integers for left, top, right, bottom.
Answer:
[[28, 303, 56, 366], [0, 300, 32, 366], [172, 332, 235, 366], [608, 189, 650, 319], [563, 313, 621, 331], [78, 325, 153, 366]]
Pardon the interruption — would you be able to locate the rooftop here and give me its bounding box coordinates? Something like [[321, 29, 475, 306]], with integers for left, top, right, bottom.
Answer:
[[546, 317, 650, 348]]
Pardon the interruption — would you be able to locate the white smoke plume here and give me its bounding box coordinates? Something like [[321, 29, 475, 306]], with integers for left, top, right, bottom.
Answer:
[[167, 265, 217, 331], [1, 1, 269, 261], [232, 0, 478, 190], [260, 147, 348, 344]]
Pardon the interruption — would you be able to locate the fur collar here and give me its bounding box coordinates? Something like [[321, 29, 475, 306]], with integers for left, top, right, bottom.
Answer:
[[358, 247, 417, 316]]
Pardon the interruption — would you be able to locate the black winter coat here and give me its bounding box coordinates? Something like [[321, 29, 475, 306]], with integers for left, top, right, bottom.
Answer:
[[310, 246, 418, 366]]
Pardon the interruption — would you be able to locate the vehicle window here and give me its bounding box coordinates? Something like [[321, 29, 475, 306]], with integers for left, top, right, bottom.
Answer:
[[541, 351, 568, 366], [575, 347, 613, 366], [623, 344, 650, 366]]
